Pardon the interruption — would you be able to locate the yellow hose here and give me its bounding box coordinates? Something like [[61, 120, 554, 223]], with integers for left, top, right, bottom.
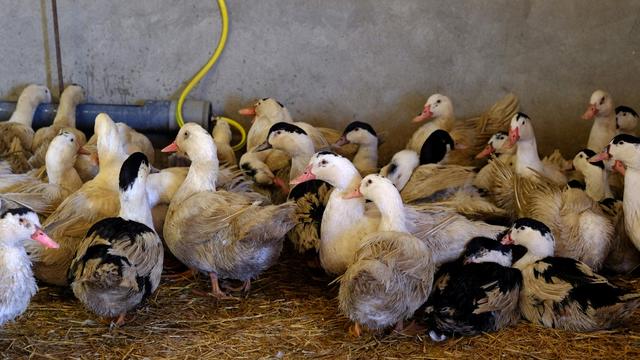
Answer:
[[175, 0, 247, 151]]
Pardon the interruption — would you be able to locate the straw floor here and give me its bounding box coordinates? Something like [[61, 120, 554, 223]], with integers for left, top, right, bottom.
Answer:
[[2, 249, 639, 359]]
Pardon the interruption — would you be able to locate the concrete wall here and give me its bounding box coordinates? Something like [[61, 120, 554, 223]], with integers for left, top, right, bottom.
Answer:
[[1, 0, 639, 160]]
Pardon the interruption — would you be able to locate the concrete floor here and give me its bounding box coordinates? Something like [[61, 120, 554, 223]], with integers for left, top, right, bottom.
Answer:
[[1, 0, 639, 159]]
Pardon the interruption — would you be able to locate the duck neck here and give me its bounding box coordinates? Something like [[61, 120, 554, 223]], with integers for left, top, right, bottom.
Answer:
[[515, 138, 543, 174], [53, 97, 78, 127], [330, 163, 362, 192], [373, 191, 407, 233], [8, 98, 38, 126], [432, 115, 454, 132], [45, 160, 67, 186], [287, 140, 315, 179], [583, 167, 611, 201], [353, 139, 378, 172], [119, 182, 154, 229], [174, 159, 218, 204]]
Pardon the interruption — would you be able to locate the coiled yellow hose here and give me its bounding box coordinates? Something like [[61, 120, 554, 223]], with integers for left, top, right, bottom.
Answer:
[[175, 0, 247, 151]]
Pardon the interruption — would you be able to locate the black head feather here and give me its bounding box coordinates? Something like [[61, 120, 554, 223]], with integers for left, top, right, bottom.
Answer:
[[512, 218, 551, 237], [516, 112, 530, 120], [616, 105, 638, 117], [316, 150, 340, 157], [567, 179, 586, 190], [342, 121, 377, 137], [119, 152, 149, 192], [268, 122, 307, 136], [1, 207, 33, 219], [463, 237, 511, 259], [419, 129, 454, 165], [611, 133, 640, 145]]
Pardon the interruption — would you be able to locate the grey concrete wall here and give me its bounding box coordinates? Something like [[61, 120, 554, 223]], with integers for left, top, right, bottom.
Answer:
[[1, 0, 639, 160]]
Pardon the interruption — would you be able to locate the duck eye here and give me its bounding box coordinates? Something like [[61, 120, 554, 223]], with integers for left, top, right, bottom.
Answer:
[[600, 97, 605, 105], [367, 179, 372, 185], [320, 159, 327, 166], [436, 99, 441, 104], [184, 131, 189, 138], [519, 226, 525, 230]]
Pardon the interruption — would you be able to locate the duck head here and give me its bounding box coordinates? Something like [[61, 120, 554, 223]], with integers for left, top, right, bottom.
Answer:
[[476, 131, 513, 159], [379, 149, 419, 191], [573, 148, 604, 174], [334, 121, 378, 147], [344, 173, 396, 200], [590, 134, 640, 174], [60, 84, 86, 105], [46, 130, 88, 170], [20, 84, 52, 107], [462, 237, 513, 267], [290, 151, 358, 189], [412, 94, 453, 123], [238, 98, 288, 124], [0, 208, 58, 249], [507, 112, 536, 147], [501, 218, 555, 260], [419, 129, 460, 164], [582, 90, 613, 120], [162, 123, 217, 163], [119, 152, 150, 199], [615, 105, 638, 133], [255, 122, 311, 155]]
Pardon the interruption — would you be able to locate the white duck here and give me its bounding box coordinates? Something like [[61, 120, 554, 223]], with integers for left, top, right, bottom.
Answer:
[[212, 118, 236, 165], [502, 218, 640, 331], [0, 130, 85, 216], [333, 121, 379, 175], [0, 208, 58, 326], [407, 94, 454, 153], [29, 84, 86, 168], [616, 105, 638, 136], [69, 152, 163, 326], [473, 131, 516, 190], [32, 113, 128, 286], [571, 149, 613, 202], [162, 123, 295, 298], [507, 112, 567, 185], [0, 84, 52, 173], [338, 174, 434, 336], [291, 152, 505, 275], [590, 134, 640, 252], [583, 90, 617, 152]]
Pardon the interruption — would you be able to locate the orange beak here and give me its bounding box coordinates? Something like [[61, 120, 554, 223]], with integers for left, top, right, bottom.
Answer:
[[161, 141, 179, 153], [501, 232, 513, 245], [507, 127, 520, 147], [77, 146, 91, 155], [412, 104, 433, 123], [582, 104, 598, 120], [342, 188, 363, 199], [31, 226, 59, 249], [475, 144, 495, 159], [290, 164, 316, 185], [613, 160, 626, 175]]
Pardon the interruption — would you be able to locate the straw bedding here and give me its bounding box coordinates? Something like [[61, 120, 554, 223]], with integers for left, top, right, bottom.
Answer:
[[1, 249, 639, 359]]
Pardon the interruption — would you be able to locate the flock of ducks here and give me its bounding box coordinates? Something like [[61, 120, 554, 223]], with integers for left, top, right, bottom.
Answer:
[[0, 85, 639, 343]]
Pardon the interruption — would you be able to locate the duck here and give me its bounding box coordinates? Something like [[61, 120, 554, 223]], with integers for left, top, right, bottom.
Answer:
[[31, 113, 128, 286], [473, 131, 516, 190], [571, 149, 613, 202], [507, 112, 568, 185], [68, 152, 163, 326], [333, 121, 379, 175], [0, 130, 86, 217], [502, 217, 640, 331], [583, 90, 617, 152], [0, 84, 52, 173], [290, 151, 505, 275], [338, 174, 434, 336], [212, 118, 237, 165], [590, 134, 640, 252], [162, 123, 296, 298], [489, 154, 613, 270], [0, 207, 58, 326], [616, 105, 638, 136], [417, 236, 522, 341], [408, 93, 518, 166], [256, 122, 333, 254], [29, 84, 87, 169]]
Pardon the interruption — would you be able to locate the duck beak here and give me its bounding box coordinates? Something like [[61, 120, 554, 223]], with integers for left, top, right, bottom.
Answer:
[[150, 166, 161, 174], [238, 106, 256, 116], [507, 127, 520, 148], [272, 176, 290, 194], [342, 188, 363, 199], [613, 160, 626, 175], [77, 146, 91, 155], [582, 104, 598, 120], [500, 232, 514, 245], [31, 226, 59, 249], [161, 141, 179, 153], [333, 136, 349, 147], [412, 105, 433, 123], [290, 164, 316, 185], [475, 144, 495, 159], [589, 150, 610, 163], [254, 141, 272, 152]]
